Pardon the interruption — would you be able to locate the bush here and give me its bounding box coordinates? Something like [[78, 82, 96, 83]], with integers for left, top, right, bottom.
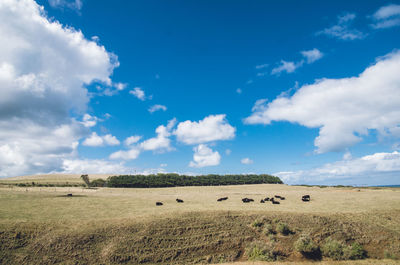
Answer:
[[294, 234, 319, 254], [384, 250, 398, 260], [276, 222, 290, 235], [264, 224, 274, 235], [252, 219, 263, 228], [246, 240, 276, 261], [343, 242, 367, 260], [91, 179, 106, 187], [322, 238, 345, 260]]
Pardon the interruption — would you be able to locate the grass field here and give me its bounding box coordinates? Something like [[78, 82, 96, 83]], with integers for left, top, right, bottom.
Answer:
[[1, 175, 400, 264]]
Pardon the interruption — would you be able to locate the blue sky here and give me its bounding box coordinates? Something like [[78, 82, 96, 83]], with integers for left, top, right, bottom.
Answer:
[[1, 0, 400, 185]]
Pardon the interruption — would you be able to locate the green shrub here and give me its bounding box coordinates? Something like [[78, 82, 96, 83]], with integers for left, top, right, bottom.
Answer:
[[322, 238, 345, 260], [246, 240, 276, 261], [294, 234, 318, 255], [384, 250, 398, 260], [252, 219, 263, 228], [91, 178, 106, 187], [264, 224, 274, 235], [276, 222, 290, 235], [343, 242, 366, 260]]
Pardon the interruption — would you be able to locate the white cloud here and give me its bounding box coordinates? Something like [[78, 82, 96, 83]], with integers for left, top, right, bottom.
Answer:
[[255, 64, 268, 69], [245, 51, 400, 153], [81, 114, 98, 128], [275, 151, 400, 185], [174, 114, 236, 145], [225, 149, 232, 155], [300, 48, 324, 64], [110, 119, 176, 160], [160, 163, 167, 167], [82, 132, 120, 147], [317, 13, 365, 40], [129, 87, 146, 101], [189, 144, 221, 168], [109, 148, 140, 160], [0, 0, 118, 177], [148, 104, 167, 113], [140, 122, 174, 152], [124, 135, 142, 146], [48, 0, 82, 11], [114, 82, 127, 91], [241, 157, 254, 165], [271, 60, 304, 75], [61, 159, 130, 174], [371, 4, 400, 29]]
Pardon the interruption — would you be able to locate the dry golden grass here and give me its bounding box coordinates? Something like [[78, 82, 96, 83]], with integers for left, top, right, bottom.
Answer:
[[1, 176, 400, 264], [1, 183, 399, 222], [222, 260, 400, 265]]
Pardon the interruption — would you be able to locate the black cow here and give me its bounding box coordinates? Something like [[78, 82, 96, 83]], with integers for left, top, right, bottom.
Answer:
[[176, 198, 184, 203], [156, 202, 163, 206], [217, 197, 228, 201], [242, 198, 254, 203], [264, 197, 270, 201], [271, 199, 280, 204], [280, 197, 285, 200], [302, 195, 310, 202], [260, 199, 265, 203], [67, 193, 73, 197]]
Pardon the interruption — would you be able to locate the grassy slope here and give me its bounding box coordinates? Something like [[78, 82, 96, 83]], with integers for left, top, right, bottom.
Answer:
[[1, 180, 400, 264]]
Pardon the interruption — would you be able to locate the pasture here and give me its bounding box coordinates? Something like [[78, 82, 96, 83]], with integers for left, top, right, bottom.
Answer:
[[1, 177, 400, 264]]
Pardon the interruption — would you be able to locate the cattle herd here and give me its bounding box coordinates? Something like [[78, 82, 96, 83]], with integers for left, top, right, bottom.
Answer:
[[155, 195, 311, 206]]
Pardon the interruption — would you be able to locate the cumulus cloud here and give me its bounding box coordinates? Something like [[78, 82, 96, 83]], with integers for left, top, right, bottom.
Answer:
[[241, 158, 254, 165], [114, 82, 127, 91], [371, 4, 400, 29], [129, 87, 146, 101], [0, 0, 118, 177], [245, 51, 400, 153], [110, 119, 176, 160], [317, 13, 366, 40], [81, 114, 98, 128], [82, 132, 120, 147], [140, 118, 176, 152], [174, 114, 235, 145], [300, 48, 324, 64], [61, 159, 131, 174], [275, 151, 400, 185], [189, 144, 221, 168], [124, 135, 142, 146], [109, 148, 140, 160], [255, 63, 268, 69], [148, 104, 167, 113]]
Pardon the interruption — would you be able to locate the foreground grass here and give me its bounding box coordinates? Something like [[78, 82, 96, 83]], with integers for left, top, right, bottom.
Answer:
[[1, 183, 400, 264]]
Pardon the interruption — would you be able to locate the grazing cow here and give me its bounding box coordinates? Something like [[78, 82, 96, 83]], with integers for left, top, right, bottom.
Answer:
[[217, 197, 228, 202], [156, 202, 163, 206], [242, 198, 254, 203], [302, 195, 310, 202], [176, 198, 184, 203], [264, 197, 270, 201], [280, 197, 285, 200], [271, 199, 280, 204], [260, 199, 265, 203], [67, 193, 73, 197]]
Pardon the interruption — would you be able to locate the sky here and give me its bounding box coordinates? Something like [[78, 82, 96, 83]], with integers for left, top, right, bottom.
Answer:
[[1, 0, 400, 185]]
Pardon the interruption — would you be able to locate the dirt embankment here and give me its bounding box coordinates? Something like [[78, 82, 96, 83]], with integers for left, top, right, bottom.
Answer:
[[1, 211, 400, 264]]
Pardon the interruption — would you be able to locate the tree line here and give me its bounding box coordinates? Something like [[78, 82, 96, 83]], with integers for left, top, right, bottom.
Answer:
[[89, 173, 283, 188]]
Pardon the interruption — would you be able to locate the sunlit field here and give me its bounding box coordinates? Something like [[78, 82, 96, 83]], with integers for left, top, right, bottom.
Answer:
[[1, 177, 400, 264]]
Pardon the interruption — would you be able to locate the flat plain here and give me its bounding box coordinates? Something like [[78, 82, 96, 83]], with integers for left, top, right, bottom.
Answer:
[[1, 175, 400, 264]]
